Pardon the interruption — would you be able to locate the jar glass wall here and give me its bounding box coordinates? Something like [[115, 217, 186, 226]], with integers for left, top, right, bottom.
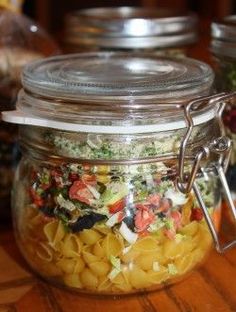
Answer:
[[13, 141, 220, 294], [3, 53, 233, 294], [63, 7, 198, 57]]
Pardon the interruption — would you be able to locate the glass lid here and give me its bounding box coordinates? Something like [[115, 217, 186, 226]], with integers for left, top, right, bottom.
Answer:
[[2, 52, 215, 134], [22, 52, 213, 101]]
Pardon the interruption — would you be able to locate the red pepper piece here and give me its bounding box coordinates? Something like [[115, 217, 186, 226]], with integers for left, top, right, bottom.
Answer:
[[29, 188, 44, 207], [108, 198, 126, 214]]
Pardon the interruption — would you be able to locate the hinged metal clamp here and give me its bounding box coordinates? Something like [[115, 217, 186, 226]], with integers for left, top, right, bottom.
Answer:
[[177, 92, 236, 253]]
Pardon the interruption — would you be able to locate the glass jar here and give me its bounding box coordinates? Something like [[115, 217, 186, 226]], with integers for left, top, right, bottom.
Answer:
[[63, 7, 198, 57], [0, 7, 59, 220], [211, 16, 236, 202], [3, 53, 236, 294]]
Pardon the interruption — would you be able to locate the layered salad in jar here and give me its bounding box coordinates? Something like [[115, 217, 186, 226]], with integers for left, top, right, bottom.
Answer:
[[14, 125, 221, 294]]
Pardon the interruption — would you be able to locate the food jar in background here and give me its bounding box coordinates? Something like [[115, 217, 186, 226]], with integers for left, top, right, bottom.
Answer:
[[3, 53, 236, 294], [211, 16, 236, 202], [63, 7, 198, 57], [0, 3, 59, 220]]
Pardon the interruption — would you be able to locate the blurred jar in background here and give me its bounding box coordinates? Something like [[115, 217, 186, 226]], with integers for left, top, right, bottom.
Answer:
[[63, 7, 198, 57], [0, 1, 59, 221], [211, 17, 236, 202]]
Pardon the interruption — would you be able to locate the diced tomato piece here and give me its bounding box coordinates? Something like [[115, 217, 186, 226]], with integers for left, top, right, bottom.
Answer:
[[157, 198, 171, 213], [190, 208, 204, 222], [135, 209, 155, 232], [135, 203, 149, 211], [82, 174, 97, 186], [108, 198, 126, 214], [147, 194, 161, 206], [69, 172, 79, 182], [69, 180, 93, 205], [171, 211, 182, 230]]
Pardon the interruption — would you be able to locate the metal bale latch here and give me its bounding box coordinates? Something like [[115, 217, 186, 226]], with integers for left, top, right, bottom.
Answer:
[[177, 92, 236, 253]]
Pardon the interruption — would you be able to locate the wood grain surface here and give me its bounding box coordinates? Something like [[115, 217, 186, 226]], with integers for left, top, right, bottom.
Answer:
[[0, 222, 235, 312]]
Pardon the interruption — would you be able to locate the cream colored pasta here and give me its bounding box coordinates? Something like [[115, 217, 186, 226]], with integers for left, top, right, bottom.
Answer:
[[133, 236, 160, 252], [60, 233, 82, 258], [174, 252, 196, 274], [147, 266, 169, 284], [82, 250, 101, 264], [93, 240, 106, 258], [89, 261, 111, 277], [36, 242, 53, 262], [102, 233, 124, 259], [43, 220, 65, 250], [135, 251, 163, 271], [94, 224, 112, 235], [56, 258, 77, 274], [74, 258, 85, 274], [180, 221, 199, 236], [112, 272, 132, 292], [120, 248, 140, 264], [79, 229, 102, 245], [80, 268, 98, 289], [63, 273, 83, 288], [35, 260, 62, 277], [112, 274, 132, 292], [19, 197, 216, 294], [163, 239, 186, 260], [129, 266, 152, 289], [98, 276, 112, 291]]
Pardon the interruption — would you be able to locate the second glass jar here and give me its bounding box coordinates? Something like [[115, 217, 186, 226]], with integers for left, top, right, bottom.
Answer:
[[64, 7, 198, 57], [211, 16, 236, 201]]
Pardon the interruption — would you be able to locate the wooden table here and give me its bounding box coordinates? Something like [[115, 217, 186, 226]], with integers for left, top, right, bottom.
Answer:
[[0, 221, 235, 312]]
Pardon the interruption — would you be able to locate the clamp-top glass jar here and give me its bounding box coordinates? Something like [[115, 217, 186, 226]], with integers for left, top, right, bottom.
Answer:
[[3, 53, 236, 294], [211, 16, 236, 201], [64, 7, 198, 57]]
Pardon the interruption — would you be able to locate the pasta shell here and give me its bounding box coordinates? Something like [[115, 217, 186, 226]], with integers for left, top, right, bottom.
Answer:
[[82, 250, 100, 264], [56, 258, 76, 274], [102, 233, 124, 259], [98, 276, 112, 292], [36, 242, 53, 262], [44, 220, 65, 249], [79, 229, 102, 245], [89, 261, 111, 277], [133, 237, 159, 252], [147, 266, 169, 284], [63, 273, 83, 288], [93, 240, 106, 258], [80, 269, 98, 289], [61, 234, 82, 257], [129, 266, 152, 289]]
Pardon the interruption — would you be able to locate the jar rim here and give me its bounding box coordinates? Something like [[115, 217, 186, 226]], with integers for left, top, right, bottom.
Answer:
[[211, 16, 236, 58], [64, 7, 198, 49]]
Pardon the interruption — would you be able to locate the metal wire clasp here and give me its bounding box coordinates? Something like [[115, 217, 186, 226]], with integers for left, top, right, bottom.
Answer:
[[177, 92, 236, 253]]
